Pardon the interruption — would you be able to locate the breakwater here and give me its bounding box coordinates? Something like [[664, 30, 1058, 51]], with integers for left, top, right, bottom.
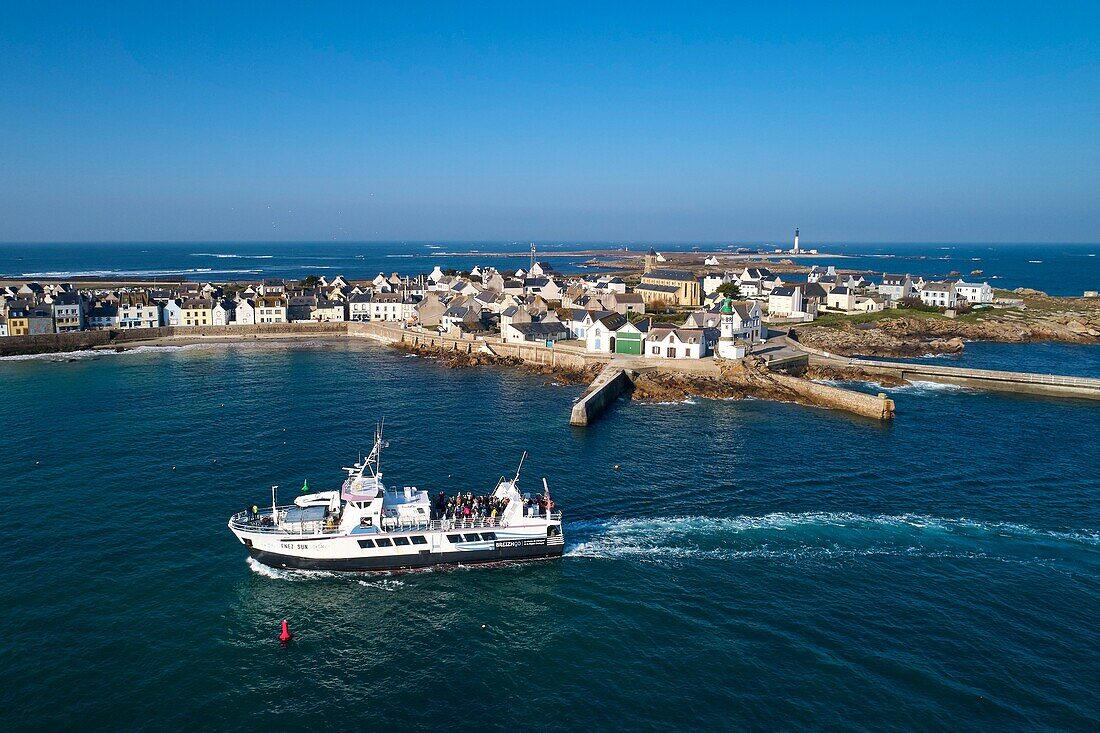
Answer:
[[802, 347, 1100, 401], [570, 365, 636, 426]]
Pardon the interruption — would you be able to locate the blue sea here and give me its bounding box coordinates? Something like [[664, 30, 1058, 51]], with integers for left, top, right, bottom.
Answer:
[[1, 338, 1098, 731], [0, 241, 1097, 295]]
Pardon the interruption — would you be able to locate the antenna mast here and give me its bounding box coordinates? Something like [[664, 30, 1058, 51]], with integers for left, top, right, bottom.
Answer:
[[512, 450, 528, 485]]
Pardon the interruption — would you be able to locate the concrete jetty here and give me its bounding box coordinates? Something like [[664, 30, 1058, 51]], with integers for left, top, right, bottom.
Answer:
[[808, 352, 1100, 401], [570, 365, 636, 426]]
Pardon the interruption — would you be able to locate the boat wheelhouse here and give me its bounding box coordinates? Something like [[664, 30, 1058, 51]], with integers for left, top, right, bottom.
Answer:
[[228, 425, 564, 572]]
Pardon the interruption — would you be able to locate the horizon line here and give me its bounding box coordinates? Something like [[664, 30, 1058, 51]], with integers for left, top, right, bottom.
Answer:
[[1, 239, 1098, 247]]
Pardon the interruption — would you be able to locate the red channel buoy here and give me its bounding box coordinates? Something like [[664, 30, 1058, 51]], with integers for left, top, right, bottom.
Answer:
[[279, 619, 293, 643]]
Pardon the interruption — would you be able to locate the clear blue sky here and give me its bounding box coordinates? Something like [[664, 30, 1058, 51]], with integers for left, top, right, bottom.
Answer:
[[1, 1, 1098, 243]]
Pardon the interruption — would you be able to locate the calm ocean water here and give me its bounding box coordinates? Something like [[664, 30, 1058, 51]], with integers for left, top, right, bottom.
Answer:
[[0, 241, 1097, 295], [1, 340, 1098, 731]]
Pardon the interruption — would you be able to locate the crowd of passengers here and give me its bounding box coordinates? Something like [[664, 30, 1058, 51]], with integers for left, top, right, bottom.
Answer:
[[433, 492, 510, 521], [432, 491, 555, 522]]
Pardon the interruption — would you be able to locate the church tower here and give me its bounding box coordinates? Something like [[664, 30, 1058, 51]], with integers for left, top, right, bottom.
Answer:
[[643, 247, 658, 274]]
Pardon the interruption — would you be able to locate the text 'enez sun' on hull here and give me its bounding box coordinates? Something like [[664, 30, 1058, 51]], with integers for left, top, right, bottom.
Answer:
[[228, 425, 564, 573]]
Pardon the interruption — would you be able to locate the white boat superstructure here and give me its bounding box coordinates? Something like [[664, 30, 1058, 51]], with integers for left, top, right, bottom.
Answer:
[[228, 425, 564, 572]]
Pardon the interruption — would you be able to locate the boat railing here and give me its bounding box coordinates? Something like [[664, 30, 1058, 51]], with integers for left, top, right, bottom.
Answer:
[[228, 509, 342, 535], [230, 509, 564, 535]]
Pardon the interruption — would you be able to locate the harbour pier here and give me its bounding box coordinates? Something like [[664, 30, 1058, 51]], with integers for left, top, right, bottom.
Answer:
[[569, 365, 636, 426], [804, 350, 1100, 401]]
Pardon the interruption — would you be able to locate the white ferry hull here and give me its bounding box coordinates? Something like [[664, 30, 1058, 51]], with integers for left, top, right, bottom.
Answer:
[[231, 523, 565, 572], [245, 539, 564, 572]]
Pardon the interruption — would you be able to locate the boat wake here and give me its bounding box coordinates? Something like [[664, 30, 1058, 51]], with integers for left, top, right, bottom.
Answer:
[[246, 558, 406, 589], [563, 513, 1099, 567]]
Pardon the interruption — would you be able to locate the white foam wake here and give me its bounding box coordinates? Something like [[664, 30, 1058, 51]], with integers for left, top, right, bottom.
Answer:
[[563, 513, 1099, 564], [246, 558, 405, 589]]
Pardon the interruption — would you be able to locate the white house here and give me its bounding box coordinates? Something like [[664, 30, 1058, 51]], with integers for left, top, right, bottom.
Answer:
[[314, 300, 347, 322], [255, 296, 287, 324], [369, 292, 408, 322], [853, 294, 887, 312], [704, 255, 720, 266], [768, 286, 804, 318], [235, 298, 256, 325], [87, 304, 120, 329], [161, 299, 183, 327], [955, 280, 993, 304], [702, 272, 733, 295], [645, 327, 715, 359], [212, 300, 236, 326], [723, 301, 762, 343], [919, 281, 958, 308], [118, 296, 160, 329], [348, 293, 372, 322], [585, 313, 628, 353], [826, 286, 856, 312], [502, 320, 569, 344], [879, 273, 913, 301]]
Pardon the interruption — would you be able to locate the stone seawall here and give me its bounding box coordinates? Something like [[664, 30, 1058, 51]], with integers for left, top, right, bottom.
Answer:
[[347, 322, 603, 371], [0, 322, 350, 357]]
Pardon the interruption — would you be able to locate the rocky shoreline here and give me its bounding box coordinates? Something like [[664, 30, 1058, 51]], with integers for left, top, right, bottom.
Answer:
[[391, 341, 894, 418], [631, 360, 896, 418], [390, 341, 603, 384], [793, 310, 1100, 358]]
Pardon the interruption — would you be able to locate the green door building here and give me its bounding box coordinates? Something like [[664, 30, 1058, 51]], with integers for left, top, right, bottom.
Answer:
[[614, 331, 642, 355]]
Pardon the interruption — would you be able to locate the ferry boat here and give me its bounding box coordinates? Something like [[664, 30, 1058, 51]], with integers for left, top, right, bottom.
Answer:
[[228, 425, 564, 572]]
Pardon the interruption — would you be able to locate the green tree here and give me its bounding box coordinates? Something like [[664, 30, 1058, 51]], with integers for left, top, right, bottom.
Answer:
[[715, 281, 741, 299], [301, 274, 321, 288]]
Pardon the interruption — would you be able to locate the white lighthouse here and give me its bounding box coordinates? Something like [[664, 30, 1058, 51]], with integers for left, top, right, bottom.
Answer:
[[717, 298, 746, 359], [792, 228, 800, 255]]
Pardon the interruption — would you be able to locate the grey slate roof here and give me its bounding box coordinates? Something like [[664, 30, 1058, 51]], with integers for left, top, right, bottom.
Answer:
[[643, 269, 696, 282], [635, 283, 680, 294]]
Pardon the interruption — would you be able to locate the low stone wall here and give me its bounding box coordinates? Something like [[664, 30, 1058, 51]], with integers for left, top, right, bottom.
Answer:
[[0, 327, 169, 356], [348, 322, 603, 371], [0, 322, 348, 357], [768, 371, 895, 419]]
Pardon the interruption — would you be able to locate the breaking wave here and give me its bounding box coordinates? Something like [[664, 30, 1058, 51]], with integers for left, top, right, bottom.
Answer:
[[12, 267, 261, 278], [191, 253, 274, 259], [564, 513, 1099, 566], [812, 378, 971, 395], [0, 344, 214, 362]]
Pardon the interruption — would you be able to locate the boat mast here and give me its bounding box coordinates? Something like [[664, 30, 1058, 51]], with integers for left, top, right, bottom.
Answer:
[[512, 450, 527, 486]]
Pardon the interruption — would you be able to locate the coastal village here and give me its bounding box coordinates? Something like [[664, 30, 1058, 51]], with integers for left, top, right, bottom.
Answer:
[[0, 236, 1017, 360], [4, 238, 1099, 421]]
